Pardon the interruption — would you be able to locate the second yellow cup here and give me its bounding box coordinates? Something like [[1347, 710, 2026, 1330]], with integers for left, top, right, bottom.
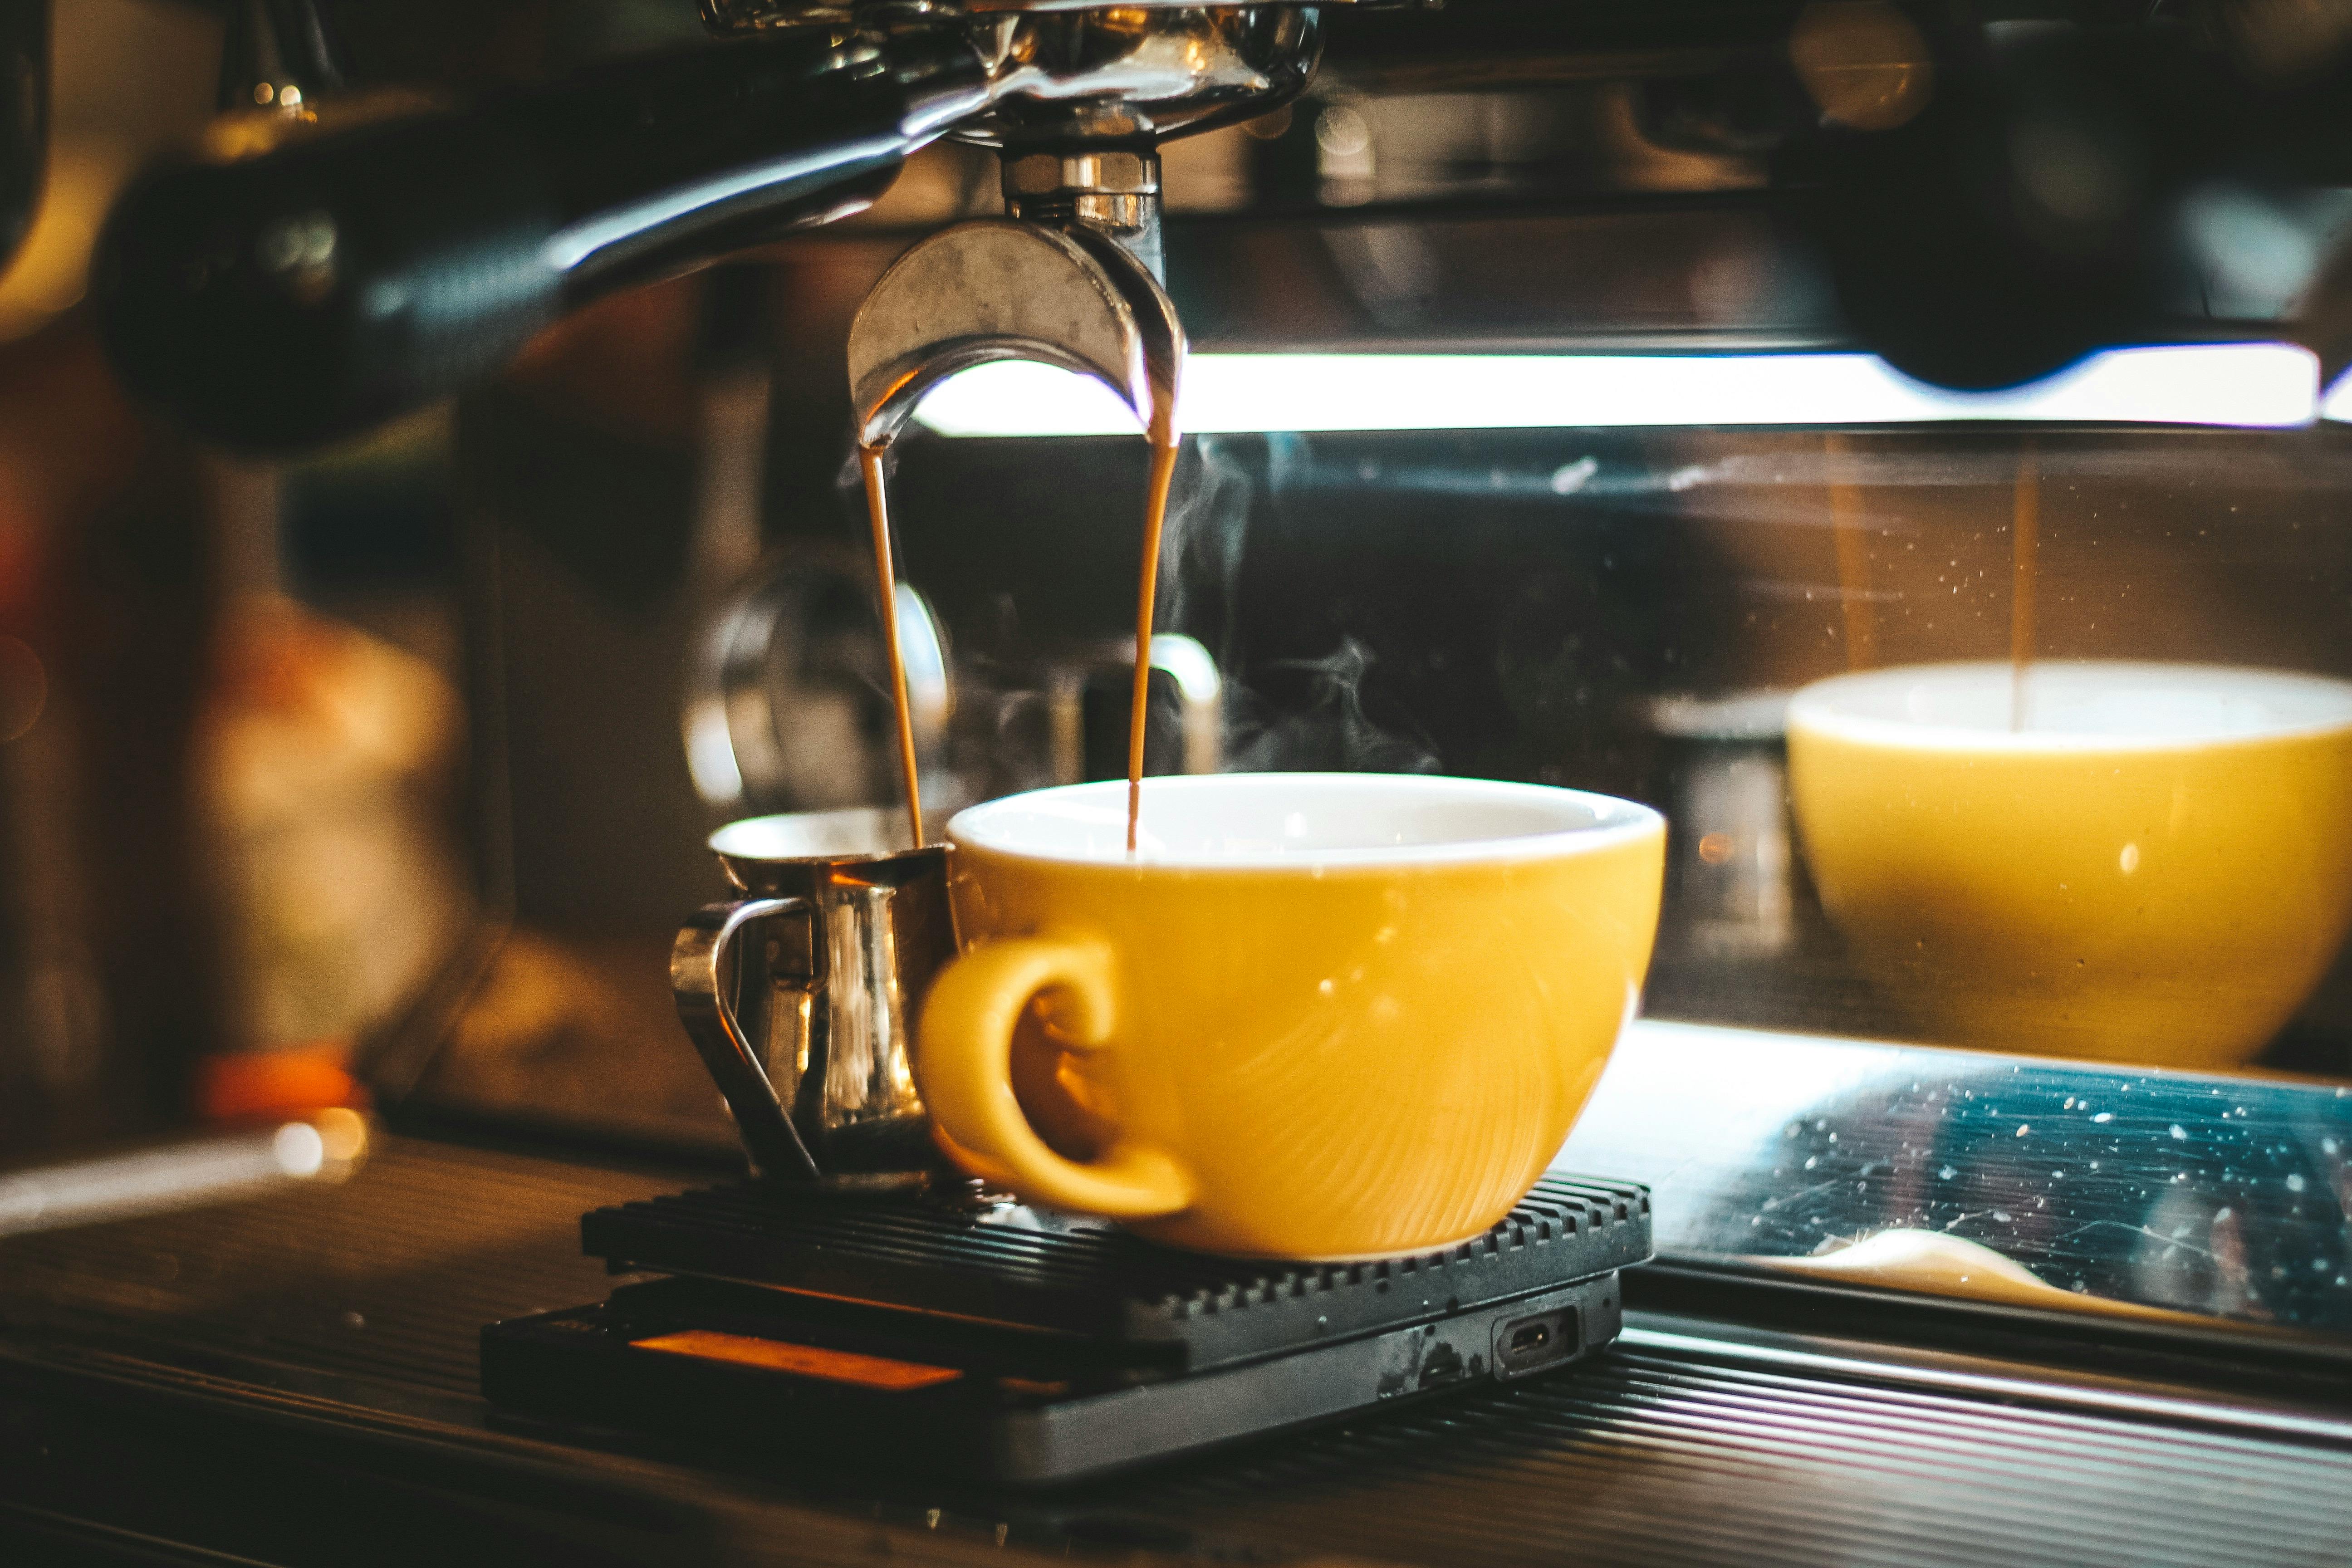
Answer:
[[1788, 661, 2352, 1068]]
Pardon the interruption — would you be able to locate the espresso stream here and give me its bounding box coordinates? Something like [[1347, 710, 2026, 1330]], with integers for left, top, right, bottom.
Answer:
[[859, 418, 1181, 854], [1828, 435, 2044, 730], [2010, 440, 2039, 732], [858, 442, 927, 848], [1126, 436, 1182, 852], [1825, 433, 1877, 671]]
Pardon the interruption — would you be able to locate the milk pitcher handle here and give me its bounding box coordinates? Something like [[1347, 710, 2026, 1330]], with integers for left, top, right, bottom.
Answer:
[[915, 934, 1192, 1219], [672, 898, 823, 1182]]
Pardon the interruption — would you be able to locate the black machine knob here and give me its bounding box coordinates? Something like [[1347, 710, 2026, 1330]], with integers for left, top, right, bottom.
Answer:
[[93, 28, 988, 452]]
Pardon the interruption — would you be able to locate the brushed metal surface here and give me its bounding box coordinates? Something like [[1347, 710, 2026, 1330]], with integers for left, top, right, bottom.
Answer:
[[7, 1135, 2352, 1565]]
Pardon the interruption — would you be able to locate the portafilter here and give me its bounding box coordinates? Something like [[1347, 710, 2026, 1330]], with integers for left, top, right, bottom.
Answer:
[[92, 0, 1349, 452]]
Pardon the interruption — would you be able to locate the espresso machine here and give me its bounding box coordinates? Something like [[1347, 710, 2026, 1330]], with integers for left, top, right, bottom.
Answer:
[[88, 0, 1682, 1480], [10, 0, 2352, 1552]]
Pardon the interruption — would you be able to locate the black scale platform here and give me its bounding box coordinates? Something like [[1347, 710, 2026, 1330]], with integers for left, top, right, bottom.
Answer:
[[481, 1173, 1652, 1484]]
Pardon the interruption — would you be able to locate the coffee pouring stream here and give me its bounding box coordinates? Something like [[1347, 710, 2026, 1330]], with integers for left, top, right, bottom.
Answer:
[[799, 5, 1313, 856], [844, 172, 1190, 854]]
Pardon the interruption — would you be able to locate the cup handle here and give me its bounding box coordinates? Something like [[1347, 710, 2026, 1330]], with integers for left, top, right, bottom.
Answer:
[[672, 897, 823, 1182], [916, 935, 1192, 1219]]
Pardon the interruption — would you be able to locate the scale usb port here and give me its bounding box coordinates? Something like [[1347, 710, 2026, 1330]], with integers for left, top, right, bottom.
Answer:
[[1494, 1305, 1579, 1381]]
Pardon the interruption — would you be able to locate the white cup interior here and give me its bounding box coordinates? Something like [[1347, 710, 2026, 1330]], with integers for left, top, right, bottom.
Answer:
[[946, 772, 1659, 868], [708, 806, 910, 862], [1788, 661, 2352, 752]]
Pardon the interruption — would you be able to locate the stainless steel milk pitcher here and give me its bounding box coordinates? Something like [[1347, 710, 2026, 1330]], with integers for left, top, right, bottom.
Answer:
[[671, 808, 955, 1185]]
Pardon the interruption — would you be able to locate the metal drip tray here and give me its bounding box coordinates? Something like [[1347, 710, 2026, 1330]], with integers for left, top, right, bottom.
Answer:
[[7, 1136, 2352, 1564]]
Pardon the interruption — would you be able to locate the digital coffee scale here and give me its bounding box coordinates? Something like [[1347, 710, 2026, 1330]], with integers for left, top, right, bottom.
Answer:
[[481, 1173, 1651, 1485]]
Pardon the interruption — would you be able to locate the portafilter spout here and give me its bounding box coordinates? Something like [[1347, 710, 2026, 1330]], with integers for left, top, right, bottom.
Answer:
[[842, 194, 1184, 857], [843, 138, 1190, 862], [848, 215, 1184, 453]]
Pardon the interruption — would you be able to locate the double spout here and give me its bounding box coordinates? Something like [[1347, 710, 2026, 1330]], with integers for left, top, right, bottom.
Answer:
[[843, 143, 1188, 853], [848, 204, 1185, 456]]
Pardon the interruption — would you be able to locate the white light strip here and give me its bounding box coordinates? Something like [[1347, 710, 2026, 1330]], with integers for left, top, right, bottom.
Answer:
[[2324, 365, 2352, 424], [912, 343, 2320, 439]]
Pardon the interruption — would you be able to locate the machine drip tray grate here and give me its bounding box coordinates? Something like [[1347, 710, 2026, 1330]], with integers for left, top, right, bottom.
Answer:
[[581, 1172, 1651, 1369]]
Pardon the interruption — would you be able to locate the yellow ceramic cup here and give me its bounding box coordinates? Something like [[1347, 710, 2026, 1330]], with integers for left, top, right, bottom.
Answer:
[[1787, 661, 2352, 1069], [914, 773, 1664, 1259]]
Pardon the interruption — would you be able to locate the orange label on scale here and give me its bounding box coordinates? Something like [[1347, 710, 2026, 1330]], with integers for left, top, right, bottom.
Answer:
[[630, 1329, 962, 1391]]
